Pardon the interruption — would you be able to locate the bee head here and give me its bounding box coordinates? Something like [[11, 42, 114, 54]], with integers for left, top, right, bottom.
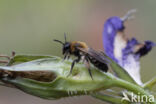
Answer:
[[54, 33, 71, 55], [63, 42, 71, 54]]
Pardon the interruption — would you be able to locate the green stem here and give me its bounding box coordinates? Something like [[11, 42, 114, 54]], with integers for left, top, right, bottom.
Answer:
[[105, 89, 122, 96], [143, 77, 156, 89], [92, 93, 130, 104], [112, 78, 156, 104]]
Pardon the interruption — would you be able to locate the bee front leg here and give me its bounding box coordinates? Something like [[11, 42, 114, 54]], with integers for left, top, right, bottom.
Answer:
[[63, 53, 68, 60], [67, 56, 81, 77]]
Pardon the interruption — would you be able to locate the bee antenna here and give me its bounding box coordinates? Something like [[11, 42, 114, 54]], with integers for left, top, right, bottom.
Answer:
[[53, 39, 64, 45], [64, 33, 67, 43]]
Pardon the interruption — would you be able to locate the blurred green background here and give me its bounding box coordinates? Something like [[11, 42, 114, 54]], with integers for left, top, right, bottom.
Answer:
[[0, 0, 155, 104]]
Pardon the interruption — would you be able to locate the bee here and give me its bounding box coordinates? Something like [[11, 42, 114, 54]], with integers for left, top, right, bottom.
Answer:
[[54, 34, 108, 79]]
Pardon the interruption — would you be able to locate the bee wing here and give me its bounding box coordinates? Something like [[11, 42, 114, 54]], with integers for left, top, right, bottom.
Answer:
[[77, 47, 109, 64]]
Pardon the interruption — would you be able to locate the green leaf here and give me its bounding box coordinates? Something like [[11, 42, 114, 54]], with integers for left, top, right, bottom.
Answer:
[[102, 53, 136, 84], [0, 57, 115, 99], [143, 77, 156, 90], [8, 55, 53, 65], [0, 56, 155, 103], [8, 54, 136, 85]]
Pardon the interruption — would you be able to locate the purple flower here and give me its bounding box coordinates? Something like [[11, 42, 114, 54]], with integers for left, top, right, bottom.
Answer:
[[103, 10, 156, 85]]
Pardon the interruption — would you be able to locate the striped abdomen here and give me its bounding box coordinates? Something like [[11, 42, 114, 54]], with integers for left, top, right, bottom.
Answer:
[[88, 56, 108, 72]]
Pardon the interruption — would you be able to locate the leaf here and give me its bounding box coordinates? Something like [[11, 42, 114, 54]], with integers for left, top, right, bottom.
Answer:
[[6, 54, 136, 84], [143, 77, 156, 90], [0, 56, 154, 104], [0, 56, 115, 99], [8, 55, 53, 65], [101, 52, 136, 84]]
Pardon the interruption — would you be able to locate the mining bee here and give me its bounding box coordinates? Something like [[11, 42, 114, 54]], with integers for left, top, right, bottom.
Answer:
[[54, 34, 108, 79]]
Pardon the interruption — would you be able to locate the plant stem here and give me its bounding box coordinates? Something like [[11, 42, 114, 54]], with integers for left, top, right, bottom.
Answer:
[[143, 77, 156, 89], [92, 93, 129, 104], [112, 78, 156, 104]]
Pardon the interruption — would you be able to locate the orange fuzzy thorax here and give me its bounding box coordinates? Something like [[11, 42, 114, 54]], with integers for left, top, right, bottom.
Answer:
[[70, 41, 89, 52]]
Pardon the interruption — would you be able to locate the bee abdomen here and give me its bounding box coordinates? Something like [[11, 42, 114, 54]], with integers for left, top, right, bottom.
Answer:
[[88, 57, 108, 72]]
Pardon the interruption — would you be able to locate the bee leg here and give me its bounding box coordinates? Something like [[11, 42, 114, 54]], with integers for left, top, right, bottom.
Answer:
[[85, 58, 93, 80], [67, 55, 70, 59], [67, 56, 81, 77], [81, 56, 85, 63], [63, 53, 68, 60]]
